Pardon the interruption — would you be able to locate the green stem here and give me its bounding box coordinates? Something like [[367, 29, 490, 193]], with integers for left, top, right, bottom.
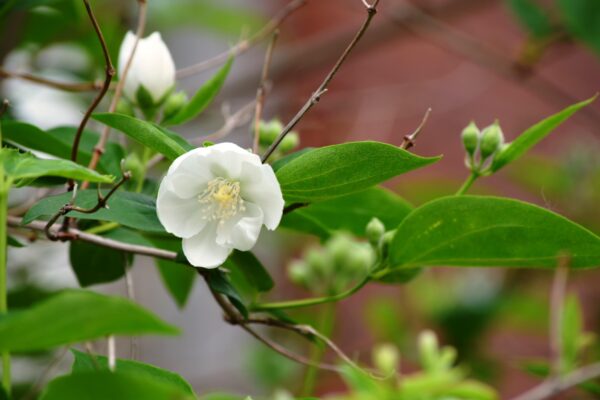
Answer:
[[135, 147, 152, 193], [0, 180, 10, 394], [301, 302, 335, 396], [250, 275, 371, 312], [84, 221, 120, 235], [455, 172, 479, 196]]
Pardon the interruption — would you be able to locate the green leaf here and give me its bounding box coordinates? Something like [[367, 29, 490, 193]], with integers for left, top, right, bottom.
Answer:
[[225, 250, 274, 294], [0, 149, 113, 186], [271, 147, 314, 172], [92, 113, 187, 160], [275, 141, 440, 202], [491, 96, 597, 172], [153, 123, 195, 151], [507, 0, 553, 38], [390, 195, 600, 269], [0, 290, 178, 352], [557, 0, 600, 55], [39, 371, 195, 400], [71, 349, 195, 396], [149, 236, 197, 309], [23, 189, 165, 233], [204, 269, 248, 319], [281, 187, 413, 238], [1, 121, 124, 175], [7, 235, 23, 247], [69, 240, 128, 287], [163, 58, 233, 126]]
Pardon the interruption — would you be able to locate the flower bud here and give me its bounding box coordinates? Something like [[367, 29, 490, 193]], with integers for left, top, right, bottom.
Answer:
[[123, 153, 144, 185], [163, 91, 188, 119], [373, 343, 400, 375], [279, 132, 300, 153], [118, 31, 176, 106], [288, 260, 310, 287], [380, 230, 396, 259], [418, 330, 439, 371], [366, 217, 385, 245], [461, 121, 480, 156], [258, 119, 283, 146], [306, 248, 329, 278], [115, 98, 135, 117], [479, 121, 504, 160]]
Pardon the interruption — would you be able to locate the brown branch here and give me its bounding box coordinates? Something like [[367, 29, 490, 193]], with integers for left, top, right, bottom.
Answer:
[[86, 0, 148, 176], [176, 0, 307, 79], [400, 107, 432, 150], [44, 172, 131, 241], [9, 214, 178, 261], [511, 362, 600, 400], [68, 0, 115, 187], [261, 0, 381, 163], [201, 274, 341, 373], [253, 31, 279, 154], [0, 69, 103, 92]]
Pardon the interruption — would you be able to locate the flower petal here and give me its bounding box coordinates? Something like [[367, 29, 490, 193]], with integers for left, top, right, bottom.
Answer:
[[216, 202, 264, 251], [240, 162, 284, 230], [156, 183, 207, 238], [183, 223, 232, 268]]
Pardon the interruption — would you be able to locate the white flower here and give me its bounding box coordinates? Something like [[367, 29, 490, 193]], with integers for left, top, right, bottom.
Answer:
[[118, 31, 176, 105], [157, 143, 284, 268]]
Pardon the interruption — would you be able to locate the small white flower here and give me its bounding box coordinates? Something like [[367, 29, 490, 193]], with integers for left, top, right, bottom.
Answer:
[[157, 143, 284, 268], [118, 31, 176, 105]]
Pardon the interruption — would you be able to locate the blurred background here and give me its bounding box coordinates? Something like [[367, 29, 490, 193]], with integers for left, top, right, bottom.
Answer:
[[2, 0, 600, 398]]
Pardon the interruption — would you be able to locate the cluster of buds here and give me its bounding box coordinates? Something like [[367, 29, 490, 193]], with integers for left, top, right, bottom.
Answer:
[[287, 232, 374, 295], [258, 119, 300, 159], [461, 121, 506, 175]]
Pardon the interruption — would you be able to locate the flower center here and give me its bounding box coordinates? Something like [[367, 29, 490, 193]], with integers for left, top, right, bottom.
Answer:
[[198, 177, 245, 223]]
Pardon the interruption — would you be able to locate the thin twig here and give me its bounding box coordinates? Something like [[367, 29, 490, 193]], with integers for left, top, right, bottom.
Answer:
[[145, 100, 256, 169], [0, 68, 104, 92], [253, 31, 279, 153], [176, 0, 307, 79], [9, 215, 180, 261], [261, 0, 381, 163], [203, 277, 341, 373], [550, 255, 569, 377], [21, 347, 68, 400], [68, 0, 115, 189], [44, 172, 131, 241], [86, 0, 148, 176], [511, 361, 600, 400], [400, 107, 432, 150]]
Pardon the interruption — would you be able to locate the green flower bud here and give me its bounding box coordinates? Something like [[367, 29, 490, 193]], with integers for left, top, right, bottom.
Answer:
[[347, 243, 375, 274], [373, 343, 400, 375], [163, 91, 188, 119], [279, 132, 300, 153], [259, 119, 284, 145], [306, 248, 329, 278], [418, 330, 439, 372], [366, 217, 385, 245], [461, 121, 480, 156], [380, 230, 396, 259], [480, 121, 504, 160], [123, 153, 144, 183], [327, 234, 355, 269], [115, 98, 135, 117], [288, 260, 310, 287]]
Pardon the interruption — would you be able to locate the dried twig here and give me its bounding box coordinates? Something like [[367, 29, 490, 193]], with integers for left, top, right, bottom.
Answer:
[[400, 107, 432, 150], [176, 0, 306, 79], [253, 31, 279, 153], [44, 171, 131, 241], [0, 68, 103, 92], [9, 214, 178, 261], [86, 0, 148, 175], [68, 0, 115, 189], [261, 0, 381, 163], [511, 362, 600, 400]]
